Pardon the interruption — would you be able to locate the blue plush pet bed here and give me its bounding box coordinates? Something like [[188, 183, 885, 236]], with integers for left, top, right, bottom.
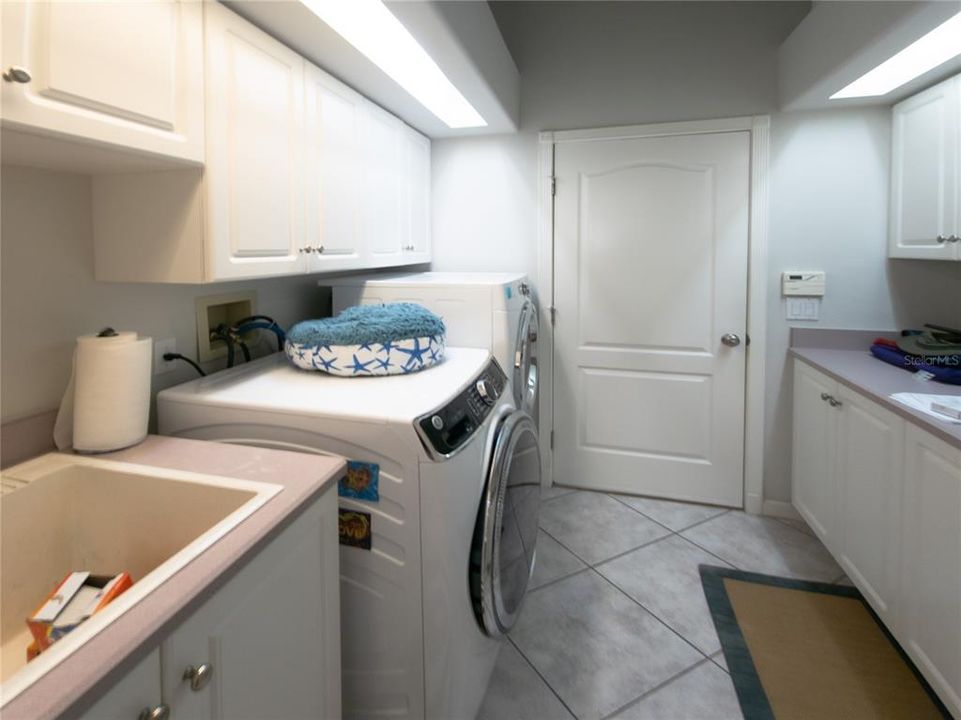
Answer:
[[285, 303, 446, 376]]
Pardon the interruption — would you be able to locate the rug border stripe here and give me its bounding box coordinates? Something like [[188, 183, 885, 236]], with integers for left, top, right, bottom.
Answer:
[[698, 564, 953, 720]]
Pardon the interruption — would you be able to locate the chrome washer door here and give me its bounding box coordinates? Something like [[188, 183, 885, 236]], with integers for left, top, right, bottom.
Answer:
[[513, 300, 539, 422], [476, 411, 542, 636]]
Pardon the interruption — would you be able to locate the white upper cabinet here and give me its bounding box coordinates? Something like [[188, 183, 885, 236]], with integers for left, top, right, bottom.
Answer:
[[404, 126, 432, 261], [304, 63, 364, 271], [890, 74, 961, 260], [91, 2, 430, 283], [1, 0, 204, 164], [363, 101, 407, 264], [203, 1, 306, 279]]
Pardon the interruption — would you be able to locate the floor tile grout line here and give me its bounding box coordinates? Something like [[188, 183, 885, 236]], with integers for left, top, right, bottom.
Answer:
[[709, 652, 730, 675], [506, 635, 579, 720], [586, 530, 675, 569], [673, 532, 741, 572], [598, 655, 719, 720], [605, 492, 733, 534], [589, 567, 717, 672], [668, 508, 733, 534]]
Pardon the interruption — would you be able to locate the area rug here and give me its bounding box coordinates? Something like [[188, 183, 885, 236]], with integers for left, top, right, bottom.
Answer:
[[699, 565, 951, 720]]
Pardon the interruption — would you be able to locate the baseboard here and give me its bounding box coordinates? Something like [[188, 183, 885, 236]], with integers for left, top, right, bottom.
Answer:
[[762, 499, 802, 520], [745, 492, 764, 515]]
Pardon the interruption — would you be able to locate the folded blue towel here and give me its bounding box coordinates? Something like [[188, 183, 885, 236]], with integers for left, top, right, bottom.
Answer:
[[285, 303, 446, 376]]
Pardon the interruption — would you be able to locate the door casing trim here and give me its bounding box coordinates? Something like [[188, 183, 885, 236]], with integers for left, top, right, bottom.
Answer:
[[536, 115, 770, 514]]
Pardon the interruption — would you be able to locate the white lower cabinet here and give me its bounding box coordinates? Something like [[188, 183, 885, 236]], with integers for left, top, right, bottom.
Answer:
[[833, 384, 903, 624], [900, 425, 961, 714], [791, 362, 838, 546], [792, 358, 961, 716], [77, 486, 340, 720]]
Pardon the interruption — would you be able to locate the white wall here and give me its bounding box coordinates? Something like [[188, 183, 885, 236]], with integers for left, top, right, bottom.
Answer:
[[1, 165, 326, 424], [430, 3, 961, 505], [431, 132, 539, 281], [764, 108, 961, 501]]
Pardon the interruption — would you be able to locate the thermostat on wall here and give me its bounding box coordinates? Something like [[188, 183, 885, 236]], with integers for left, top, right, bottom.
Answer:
[[781, 271, 826, 296]]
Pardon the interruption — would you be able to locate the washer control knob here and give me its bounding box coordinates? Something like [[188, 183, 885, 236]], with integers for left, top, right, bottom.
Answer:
[[475, 379, 495, 406], [431, 415, 444, 430]]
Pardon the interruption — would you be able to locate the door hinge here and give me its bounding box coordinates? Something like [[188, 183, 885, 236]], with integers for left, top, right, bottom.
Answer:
[[549, 306, 556, 325], [550, 176, 556, 196], [550, 430, 554, 450]]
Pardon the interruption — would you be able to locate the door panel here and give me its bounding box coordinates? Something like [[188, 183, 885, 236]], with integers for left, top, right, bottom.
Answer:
[[204, 3, 305, 279], [890, 78, 959, 259], [305, 64, 363, 270], [835, 386, 903, 622], [363, 103, 405, 263], [791, 361, 838, 547], [553, 131, 750, 505], [1, 0, 203, 162]]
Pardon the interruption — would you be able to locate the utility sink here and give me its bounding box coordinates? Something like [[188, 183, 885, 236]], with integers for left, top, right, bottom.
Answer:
[[0, 453, 281, 704]]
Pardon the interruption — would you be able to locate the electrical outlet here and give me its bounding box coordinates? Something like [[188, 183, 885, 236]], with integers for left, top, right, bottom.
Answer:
[[154, 337, 177, 374]]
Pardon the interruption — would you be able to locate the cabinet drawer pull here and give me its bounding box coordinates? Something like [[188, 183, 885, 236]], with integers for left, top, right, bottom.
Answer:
[[183, 662, 213, 691], [2, 66, 31, 83], [138, 704, 170, 720]]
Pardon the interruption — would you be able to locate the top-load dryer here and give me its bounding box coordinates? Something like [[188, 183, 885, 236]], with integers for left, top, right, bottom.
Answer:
[[329, 272, 540, 423]]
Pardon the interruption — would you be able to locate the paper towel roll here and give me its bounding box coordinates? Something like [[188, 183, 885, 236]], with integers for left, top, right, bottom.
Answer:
[[54, 332, 152, 453]]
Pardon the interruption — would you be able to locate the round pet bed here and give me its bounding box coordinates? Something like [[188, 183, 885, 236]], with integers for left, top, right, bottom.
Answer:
[[285, 303, 446, 376]]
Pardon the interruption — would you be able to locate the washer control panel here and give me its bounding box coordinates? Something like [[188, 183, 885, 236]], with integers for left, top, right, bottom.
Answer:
[[416, 359, 507, 458]]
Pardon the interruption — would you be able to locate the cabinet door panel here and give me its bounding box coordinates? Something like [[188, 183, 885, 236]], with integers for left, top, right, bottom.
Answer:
[[405, 127, 432, 259], [901, 425, 961, 716], [791, 361, 838, 549], [890, 76, 959, 260], [835, 387, 903, 623], [363, 103, 405, 263], [305, 64, 364, 272], [163, 489, 340, 720], [1, 0, 203, 163], [204, 2, 306, 279], [76, 647, 162, 720]]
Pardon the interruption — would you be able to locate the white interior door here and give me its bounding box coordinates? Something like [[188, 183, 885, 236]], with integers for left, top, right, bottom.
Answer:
[[553, 130, 750, 506]]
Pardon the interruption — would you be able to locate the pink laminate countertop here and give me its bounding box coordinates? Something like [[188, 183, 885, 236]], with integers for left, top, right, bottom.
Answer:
[[2, 436, 345, 720], [791, 347, 961, 450]]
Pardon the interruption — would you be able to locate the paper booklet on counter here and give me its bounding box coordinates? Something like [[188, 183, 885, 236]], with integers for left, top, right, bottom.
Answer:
[[27, 571, 133, 660]]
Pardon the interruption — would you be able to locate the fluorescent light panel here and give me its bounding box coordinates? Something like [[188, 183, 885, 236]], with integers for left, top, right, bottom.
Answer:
[[831, 11, 961, 99], [301, 0, 486, 128]]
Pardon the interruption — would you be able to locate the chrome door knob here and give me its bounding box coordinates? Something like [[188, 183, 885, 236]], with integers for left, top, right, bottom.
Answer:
[[3, 66, 31, 83], [937, 235, 947, 244], [949, 236, 960, 243], [721, 333, 741, 347], [183, 662, 213, 691], [138, 704, 170, 720]]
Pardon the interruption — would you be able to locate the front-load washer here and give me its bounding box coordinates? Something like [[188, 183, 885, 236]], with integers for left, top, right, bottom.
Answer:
[[157, 348, 541, 720], [328, 272, 540, 422]]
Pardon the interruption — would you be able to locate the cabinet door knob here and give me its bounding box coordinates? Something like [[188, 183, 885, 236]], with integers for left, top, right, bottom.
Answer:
[[828, 398, 843, 408], [721, 333, 741, 347], [3, 66, 31, 83], [183, 662, 214, 691], [949, 235, 960, 243], [316, 245, 325, 254], [138, 704, 170, 720], [936, 235, 947, 244], [820, 392, 831, 401]]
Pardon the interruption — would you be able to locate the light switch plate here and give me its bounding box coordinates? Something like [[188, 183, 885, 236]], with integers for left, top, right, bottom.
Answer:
[[786, 297, 820, 321]]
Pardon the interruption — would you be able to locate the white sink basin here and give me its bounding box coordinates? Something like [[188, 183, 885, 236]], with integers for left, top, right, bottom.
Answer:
[[0, 453, 281, 705]]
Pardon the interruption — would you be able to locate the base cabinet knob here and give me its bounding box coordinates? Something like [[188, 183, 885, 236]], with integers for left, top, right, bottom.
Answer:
[[138, 704, 170, 720], [183, 662, 214, 691]]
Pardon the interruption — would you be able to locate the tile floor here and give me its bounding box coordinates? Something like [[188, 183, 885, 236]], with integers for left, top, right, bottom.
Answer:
[[478, 487, 846, 720]]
